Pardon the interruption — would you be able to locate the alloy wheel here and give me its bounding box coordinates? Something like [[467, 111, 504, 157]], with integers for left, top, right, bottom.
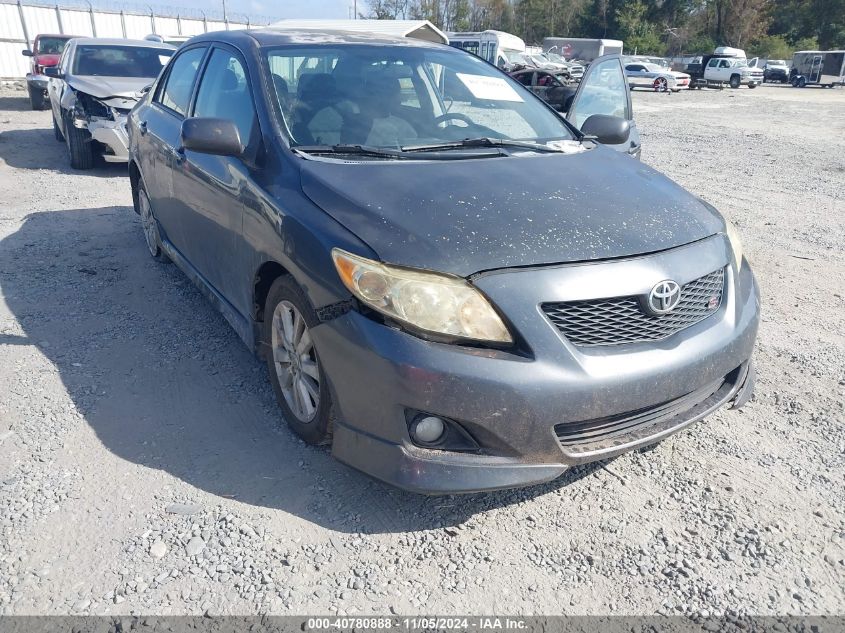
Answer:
[[138, 189, 160, 257], [653, 77, 668, 92], [271, 300, 320, 423]]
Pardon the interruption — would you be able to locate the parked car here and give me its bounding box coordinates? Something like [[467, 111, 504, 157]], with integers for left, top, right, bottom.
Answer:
[[545, 51, 584, 80], [624, 62, 690, 91], [21, 34, 77, 110], [45, 38, 174, 169], [127, 29, 757, 494], [510, 68, 577, 110], [763, 59, 790, 83]]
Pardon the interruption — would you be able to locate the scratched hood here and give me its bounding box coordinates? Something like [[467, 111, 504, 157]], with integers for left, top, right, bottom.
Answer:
[[67, 75, 151, 100], [300, 145, 725, 276]]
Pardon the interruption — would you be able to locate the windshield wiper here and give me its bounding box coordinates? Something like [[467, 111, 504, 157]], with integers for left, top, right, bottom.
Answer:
[[401, 137, 565, 153], [295, 142, 505, 160], [295, 144, 407, 159]]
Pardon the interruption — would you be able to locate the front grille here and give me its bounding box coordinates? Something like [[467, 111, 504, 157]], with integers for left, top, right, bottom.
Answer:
[[542, 268, 725, 346]]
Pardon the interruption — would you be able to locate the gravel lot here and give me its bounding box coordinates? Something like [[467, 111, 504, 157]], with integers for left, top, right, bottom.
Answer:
[[0, 83, 843, 618]]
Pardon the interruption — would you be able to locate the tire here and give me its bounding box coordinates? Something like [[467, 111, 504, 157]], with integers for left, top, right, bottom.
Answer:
[[63, 112, 94, 170], [748, 82, 757, 89], [136, 181, 168, 261], [729, 74, 741, 89], [264, 276, 332, 446], [798, 77, 806, 88], [653, 77, 668, 92], [791, 76, 799, 87], [27, 84, 44, 110], [52, 113, 64, 142]]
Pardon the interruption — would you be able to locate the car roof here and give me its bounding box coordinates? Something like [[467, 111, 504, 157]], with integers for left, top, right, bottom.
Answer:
[[186, 28, 448, 50], [69, 37, 175, 50]]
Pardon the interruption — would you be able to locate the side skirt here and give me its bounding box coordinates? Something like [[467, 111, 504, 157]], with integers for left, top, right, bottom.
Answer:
[[159, 237, 256, 353]]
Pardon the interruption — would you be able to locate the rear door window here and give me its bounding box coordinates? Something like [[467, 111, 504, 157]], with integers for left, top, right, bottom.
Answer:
[[156, 46, 206, 116]]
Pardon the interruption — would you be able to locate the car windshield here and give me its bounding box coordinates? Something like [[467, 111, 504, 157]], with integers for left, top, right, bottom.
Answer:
[[37, 37, 70, 55], [72, 45, 173, 78], [546, 52, 565, 63], [769, 60, 786, 65], [505, 50, 529, 64], [264, 44, 574, 151]]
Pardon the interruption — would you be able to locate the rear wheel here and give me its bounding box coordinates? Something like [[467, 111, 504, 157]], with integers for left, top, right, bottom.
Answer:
[[137, 183, 168, 261], [729, 74, 741, 89], [798, 77, 807, 88], [27, 85, 44, 110], [63, 112, 94, 170], [264, 276, 332, 446]]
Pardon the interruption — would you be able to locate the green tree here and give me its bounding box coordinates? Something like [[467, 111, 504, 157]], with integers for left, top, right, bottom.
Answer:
[[616, 0, 665, 54]]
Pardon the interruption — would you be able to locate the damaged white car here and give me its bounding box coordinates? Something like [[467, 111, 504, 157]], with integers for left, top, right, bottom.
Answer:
[[46, 38, 173, 169]]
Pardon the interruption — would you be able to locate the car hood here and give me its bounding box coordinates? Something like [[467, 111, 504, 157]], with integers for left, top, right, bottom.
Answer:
[[66, 75, 151, 99], [300, 145, 725, 277], [35, 53, 60, 67]]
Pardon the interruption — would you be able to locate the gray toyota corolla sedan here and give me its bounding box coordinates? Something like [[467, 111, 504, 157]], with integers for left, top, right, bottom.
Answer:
[[127, 29, 759, 494]]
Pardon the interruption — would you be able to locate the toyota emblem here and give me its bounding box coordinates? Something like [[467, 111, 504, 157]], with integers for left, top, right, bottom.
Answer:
[[647, 280, 681, 314]]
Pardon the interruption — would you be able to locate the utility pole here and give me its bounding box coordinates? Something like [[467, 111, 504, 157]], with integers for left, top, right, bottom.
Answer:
[[222, 0, 228, 22]]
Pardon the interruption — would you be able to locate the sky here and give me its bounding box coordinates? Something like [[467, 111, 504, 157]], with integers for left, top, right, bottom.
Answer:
[[164, 0, 355, 21]]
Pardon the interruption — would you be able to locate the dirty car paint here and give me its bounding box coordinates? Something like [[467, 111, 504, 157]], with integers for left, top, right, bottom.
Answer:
[[300, 144, 724, 276]]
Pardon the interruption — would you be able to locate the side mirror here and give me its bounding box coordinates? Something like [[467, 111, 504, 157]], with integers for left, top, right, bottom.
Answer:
[[580, 114, 631, 145], [22, 49, 33, 57], [44, 66, 62, 78], [180, 117, 242, 157]]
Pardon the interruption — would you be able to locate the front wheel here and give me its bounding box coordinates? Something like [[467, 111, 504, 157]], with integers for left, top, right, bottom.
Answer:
[[63, 112, 94, 170], [653, 77, 668, 92], [729, 75, 741, 89], [52, 113, 64, 142], [264, 276, 332, 446], [748, 83, 757, 89], [28, 85, 45, 110]]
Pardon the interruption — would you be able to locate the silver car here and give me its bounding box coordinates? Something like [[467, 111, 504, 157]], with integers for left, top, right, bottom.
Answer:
[[46, 37, 173, 169]]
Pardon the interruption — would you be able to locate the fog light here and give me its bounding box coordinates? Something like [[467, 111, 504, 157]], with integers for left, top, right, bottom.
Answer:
[[410, 416, 445, 444]]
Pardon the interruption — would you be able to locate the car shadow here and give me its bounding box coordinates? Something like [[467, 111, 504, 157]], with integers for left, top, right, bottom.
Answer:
[[0, 207, 608, 534], [0, 127, 128, 175], [0, 94, 32, 112]]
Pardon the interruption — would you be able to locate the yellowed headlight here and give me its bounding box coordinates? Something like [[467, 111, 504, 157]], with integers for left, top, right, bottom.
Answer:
[[332, 249, 512, 343], [725, 221, 744, 270]]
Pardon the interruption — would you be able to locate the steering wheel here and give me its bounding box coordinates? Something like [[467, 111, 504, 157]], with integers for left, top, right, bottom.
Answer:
[[433, 112, 474, 127]]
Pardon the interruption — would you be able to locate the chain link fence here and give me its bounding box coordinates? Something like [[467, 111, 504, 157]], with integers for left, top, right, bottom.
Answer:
[[0, 0, 276, 78]]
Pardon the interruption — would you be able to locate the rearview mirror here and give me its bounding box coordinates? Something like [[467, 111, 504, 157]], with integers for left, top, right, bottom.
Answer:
[[43, 66, 62, 78], [180, 117, 242, 157], [22, 49, 33, 57], [580, 114, 630, 145]]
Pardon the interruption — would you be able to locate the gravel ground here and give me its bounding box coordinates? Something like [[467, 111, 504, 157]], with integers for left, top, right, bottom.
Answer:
[[0, 83, 843, 618]]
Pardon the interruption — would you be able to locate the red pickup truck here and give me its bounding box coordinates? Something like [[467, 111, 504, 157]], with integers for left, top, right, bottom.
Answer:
[[21, 34, 78, 110]]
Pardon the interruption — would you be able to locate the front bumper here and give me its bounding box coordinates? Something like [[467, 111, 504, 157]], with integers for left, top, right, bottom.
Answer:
[[26, 74, 49, 89], [85, 115, 130, 162], [313, 237, 760, 494]]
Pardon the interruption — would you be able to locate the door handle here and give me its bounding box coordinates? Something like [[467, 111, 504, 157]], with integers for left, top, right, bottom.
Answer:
[[173, 146, 185, 165], [138, 120, 148, 135]]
